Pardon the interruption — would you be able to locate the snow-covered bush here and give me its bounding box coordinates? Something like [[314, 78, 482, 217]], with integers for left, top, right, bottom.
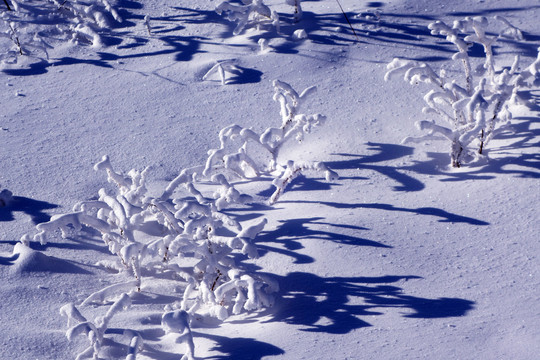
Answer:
[[31, 145, 273, 359], [385, 16, 540, 167], [203, 80, 338, 188], [215, 0, 280, 35], [31, 153, 276, 316], [22, 80, 335, 358], [1, 0, 122, 63]]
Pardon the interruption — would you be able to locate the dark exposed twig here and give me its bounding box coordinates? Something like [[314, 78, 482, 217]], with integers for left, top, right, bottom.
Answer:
[[478, 129, 484, 154], [335, 0, 359, 42], [3, 0, 12, 11]]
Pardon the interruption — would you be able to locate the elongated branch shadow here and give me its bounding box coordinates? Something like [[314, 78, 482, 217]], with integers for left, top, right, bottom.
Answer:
[[267, 272, 474, 334], [195, 333, 285, 360], [327, 143, 425, 192], [281, 201, 489, 226], [0, 196, 58, 224], [254, 217, 390, 264]]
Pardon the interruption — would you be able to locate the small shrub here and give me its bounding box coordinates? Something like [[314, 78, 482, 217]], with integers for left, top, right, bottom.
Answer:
[[1, 0, 122, 64], [215, 0, 280, 35], [385, 16, 540, 167]]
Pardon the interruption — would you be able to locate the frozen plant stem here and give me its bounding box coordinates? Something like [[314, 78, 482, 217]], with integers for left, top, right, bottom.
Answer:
[[144, 15, 152, 35], [8, 22, 23, 55], [286, 0, 302, 22], [3, 0, 12, 11]]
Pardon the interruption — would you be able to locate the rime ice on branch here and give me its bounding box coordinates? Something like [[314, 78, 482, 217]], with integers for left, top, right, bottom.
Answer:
[[161, 310, 195, 360], [61, 293, 132, 360]]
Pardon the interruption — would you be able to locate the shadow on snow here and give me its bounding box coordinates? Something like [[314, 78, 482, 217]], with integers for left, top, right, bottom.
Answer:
[[327, 142, 425, 192], [197, 333, 285, 360], [267, 272, 474, 334], [284, 201, 490, 226], [0, 196, 59, 224], [254, 216, 390, 264]]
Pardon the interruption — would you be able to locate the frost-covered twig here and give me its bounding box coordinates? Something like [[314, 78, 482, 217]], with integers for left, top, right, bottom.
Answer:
[[6, 22, 22, 55], [94, 293, 131, 335], [125, 330, 144, 360], [66, 321, 102, 360], [495, 15, 523, 40], [62, 293, 132, 360], [270, 161, 338, 204], [80, 281, 137, 306], [60, 303, 88, 328], [214, 271, 274, 318], [144, 15, 152, 36]]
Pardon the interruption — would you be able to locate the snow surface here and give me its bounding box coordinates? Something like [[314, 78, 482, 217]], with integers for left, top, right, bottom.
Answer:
[[1, 0, 539, 359]]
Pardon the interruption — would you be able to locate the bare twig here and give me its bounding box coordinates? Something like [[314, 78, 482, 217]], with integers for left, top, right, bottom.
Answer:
[[335, 0, 359, 42], [3, 0, 12, 11]]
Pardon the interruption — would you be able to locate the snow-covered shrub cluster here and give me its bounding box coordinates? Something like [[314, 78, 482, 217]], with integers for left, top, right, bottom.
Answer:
[[203, 79, 338, 201], [215, 0, 280, 35], [215, 0, 305, 36], [0, 0, 122, 63], [21, 80, 334, 359], [385, 16, 540, 167]]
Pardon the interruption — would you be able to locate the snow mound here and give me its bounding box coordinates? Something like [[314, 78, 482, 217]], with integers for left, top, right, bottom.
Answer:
[[10, 243, 91, 275]]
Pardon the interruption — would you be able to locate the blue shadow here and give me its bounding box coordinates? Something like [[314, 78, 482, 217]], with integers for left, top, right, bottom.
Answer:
[[254, 217, 390, 264], [267, 272, 474, 334], [197, 333, 285, 360], [0, 196, 58, 224]]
